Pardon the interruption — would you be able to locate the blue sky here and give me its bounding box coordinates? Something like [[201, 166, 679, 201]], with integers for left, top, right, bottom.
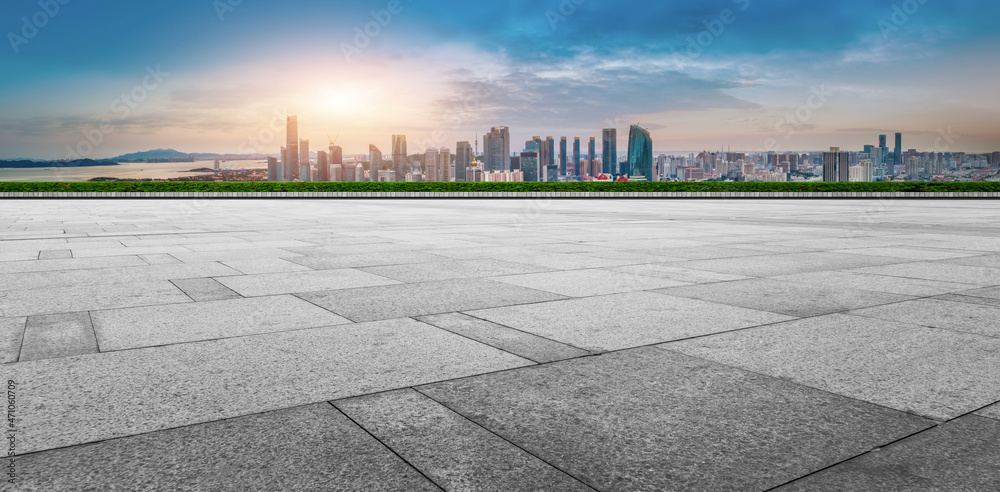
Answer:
[[1, 0, 998, 158]]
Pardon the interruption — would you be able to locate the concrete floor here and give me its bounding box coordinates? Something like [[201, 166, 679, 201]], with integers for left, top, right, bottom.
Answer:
[[3, 199, 1000, 491]]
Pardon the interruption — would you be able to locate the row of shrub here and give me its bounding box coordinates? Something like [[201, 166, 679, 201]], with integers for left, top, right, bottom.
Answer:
[[2, 181, 999, 193]]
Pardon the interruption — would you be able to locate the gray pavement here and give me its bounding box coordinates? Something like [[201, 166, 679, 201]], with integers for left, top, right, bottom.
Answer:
[[2, 199, 999, 491]]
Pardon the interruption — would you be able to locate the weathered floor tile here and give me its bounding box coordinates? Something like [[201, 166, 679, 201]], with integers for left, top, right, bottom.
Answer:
[[170, 277, 243, 302], [336, 389, 589, 492], [419, 347, 932, 492], [608, 264, 751, 283], [850, 298, 1000, 338], [932, 293, 1000, 308], [0, 255, 148, 274], [955, 285, 1000, 300], [360, 258, 552, 283], [490, 269, 689, 297], [666, 313, 1000, 420], [976, 402, 1000, 421], [0, 317, 26, 363], [20, 312, 99, 361], [770, 271, 979, 297], [657, 278, 914, 317], [0, 281, 192, 318], [777, 416, 1000, 491], [299, 278, 566, 322], [8, 318, 532, 454], [220, 258, 313, 274], [15, 404, 438, 492], [70, 245, 193, 258], [852, 261, 1000, 285], [214, 269, 400, 297], [91, 295, 349, 350], [417, 312, 592, 363], [37, 249, 72, 260], [467, 291, 793, 351], [676, 252, 907, 277], [287, 250, 450, 270], [829, 246, 984, 261], [138, 253, 182, 265]]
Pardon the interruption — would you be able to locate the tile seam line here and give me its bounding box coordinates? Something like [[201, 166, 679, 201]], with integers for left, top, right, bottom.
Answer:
[[408, 317, 541, 365], [326, 402, 447, 492], [453, 312, 596, 356], [409, 387, 602, 492]]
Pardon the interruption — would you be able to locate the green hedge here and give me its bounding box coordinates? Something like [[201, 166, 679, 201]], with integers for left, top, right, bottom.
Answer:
[[1, 181, 999, 193]]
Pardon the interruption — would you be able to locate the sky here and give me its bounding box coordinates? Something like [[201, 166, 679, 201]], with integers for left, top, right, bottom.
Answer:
[[1, 0, 998, 159]]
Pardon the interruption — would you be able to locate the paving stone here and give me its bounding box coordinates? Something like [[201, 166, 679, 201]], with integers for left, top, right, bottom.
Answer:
[[607, 264, 751, 283], [15, 403, 438, 492], [0, 255, 148, 274], [0, 251, 41, 262], [828, 247, 983, 261], [777, 416, 1000, 491], [770, 271, 979, 297], [976, 403, 1000, 421], [676, 252, 907, 277], [92, 295, 350, 350], [36, 249, 72, 260], [20, 312, 99, 362], [287, 250, 454, 270], [170, 277, 243, 302], [7, 317, 532, 454], [299, 278, 566, 322], [467, 291, 793, 351], [955, 285, 1000, 300], [0, 317, 25, 363], [852, 261, 1000, 285], [336, 389, 589, 492], [419, 347, 932, 492], [932, 293, 1000, 308], [220, 258, 313, 274], [417, 312, 592, 363], [70, 245, 193, 258], [666, 313, 1000, 420], [0, 262, 242, 292], [138, 253, 182, 265], [505, 252, 638, 271], [657, 278, 914, 317], [0, 281, 192, 318], [850, 298, 1000, 338], [489, 268, 690, 297], [214, 269, 400, 297], [360, 258, 552, 283], [935, 254, 1000, 269]]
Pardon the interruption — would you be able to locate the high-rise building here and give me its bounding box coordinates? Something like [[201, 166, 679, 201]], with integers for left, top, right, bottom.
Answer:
[[850, 159, 873, 182], [455, 141, 472, 182], [299, 138, 310, 181], [627, 125, 653, 180], [545, 137, 555, 169], [285, 116, 298, 181], [521, 151, 538, 182], [823, 147, 849, 182], [602, 129, 617, 176], [329, 145, 343, 166], [572, 138, 581, 176], [267, 157, 279, 182], [369, 145, 383, 182], [439, 147, 452, 181], [991, 151, 1000, 166], [425, 148, 439, 182], [906, 156, 920, 179], [894, 133, 902, 176], [879, 134, 887, 149], [317, 151, 329, 182], [559, 137, 568, 176], [392, 134, 407, 181], [483, 127, 511, 172], [588, 137, 596, 176]]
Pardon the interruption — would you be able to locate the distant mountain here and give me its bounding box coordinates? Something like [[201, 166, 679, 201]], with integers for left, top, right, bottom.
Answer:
[[0, 159, 119, 168], [113, 149, 271, 162]]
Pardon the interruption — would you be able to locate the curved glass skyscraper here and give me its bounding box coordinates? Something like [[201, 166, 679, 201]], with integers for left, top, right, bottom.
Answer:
[[627, 125, 653, 180]]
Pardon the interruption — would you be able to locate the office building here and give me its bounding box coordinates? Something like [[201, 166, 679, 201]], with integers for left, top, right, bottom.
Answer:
[[329, 145, 343, 166], [392, 134, 407, 181], [483, 127, 511, 172], [602, 129, 617, 176], [572, 137, 581, 176], [439, 147, 452, 181], [369, 145, 383, 182], [906, 156, 920, 179], [267, 157, 279, 182], [823, 147, 850, 182], [627, 125, 653, 180], [285, 116, 298, 181], [455, 141, 472, 182], [545, 137, 555, 169], [559, 137, 568, 176], [588, 137, 596, 176], [894, 133, 902, 175], [425, 148, 439, 182], [850, 159, 873, 182], [522, 142, 539, 182], [316, 151, 329, 182]]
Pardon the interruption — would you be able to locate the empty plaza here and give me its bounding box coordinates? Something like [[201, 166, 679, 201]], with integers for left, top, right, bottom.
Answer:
[[2, 199, 1000, 491]]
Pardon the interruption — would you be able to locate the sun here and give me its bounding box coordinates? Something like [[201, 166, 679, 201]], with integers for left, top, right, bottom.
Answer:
[[323, 92, 357, 113]]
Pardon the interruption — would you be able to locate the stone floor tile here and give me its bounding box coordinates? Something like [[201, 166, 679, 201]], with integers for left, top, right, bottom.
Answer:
[[849, 298, 1000, 338], [214, 269, 400, 297], [138, 253, 182, 265], [70, 245, 193, 258], [288, 250, 461, 270], [299, 278, 566, 322], [91, 295, 349, 350], [0, 317, 25, 363], [36, 249, 73, 260], [14, 404, 438, 492], [419, 347, 932, 492], [770, 271, 979, 296], [360, 258, 552, 283], [976, 403, 1000, 421], [0, 256, 148, 274], [851, 261, 1000, 285], [467, 291, 793, 351], [417, 312, 592, 363], [829, 247, 984, 261], [336, 389, 589, 492], [20, 312, 99, 362], [607, 264, 752, 283], [220, 258, 313, 274], [677, 252, 908, 277], [666, 313, 1000, 420], [0, 281, 192, 318], [170, 277, 243, 302], [490, 268, 689, 297]]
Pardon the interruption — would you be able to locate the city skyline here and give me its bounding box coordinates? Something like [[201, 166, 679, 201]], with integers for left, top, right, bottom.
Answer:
[[1, 0, 999, 159]]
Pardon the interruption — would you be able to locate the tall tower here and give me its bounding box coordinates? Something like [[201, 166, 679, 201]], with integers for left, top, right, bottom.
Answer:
[[392, 135, 407, 181], [573, 138, 581, 177], [602, 128, 617, 177], [455, 141, 472, 182], [483, 127, 511, 172], [559, 137, 568, 176], [589, 137, 596, 176], [823, 147, 849, 182], [627, 124, 653, 180], [285, 115, 298, 182], [299, 138, 310, 181], [894, 132, 902, 176]]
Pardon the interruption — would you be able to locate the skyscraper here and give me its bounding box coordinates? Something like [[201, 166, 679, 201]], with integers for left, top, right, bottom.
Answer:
[[483, 127, 511, 172], [267, 157, 279, 182], [521, 151, 538, 182], [439, 147, 452, 181], [455, 141, 472, 182], [329, 145, 343, 166], [369, 145, 383, 182], [546, 137, 555, 169], [392, 134, 407, 181], [285, 115, 298, 182], [627, 125, 653, 180], [823, 147, 849, 182], [299, 138, 310, 182], [425, 148, 438, 182], [894, 133, 902, 175], [602, 129, 617, 176], [588, 137, 596, 176], [559, 137, 568, 176], [317, 150, 329, 182], [573, 137, 581, 176]]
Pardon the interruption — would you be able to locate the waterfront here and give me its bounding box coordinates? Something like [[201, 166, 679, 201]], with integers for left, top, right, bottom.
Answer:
[[0, 160, 265, 182]]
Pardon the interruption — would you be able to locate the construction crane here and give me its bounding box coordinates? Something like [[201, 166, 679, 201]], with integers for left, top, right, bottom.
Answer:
[[328, 134, 339, 148]]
